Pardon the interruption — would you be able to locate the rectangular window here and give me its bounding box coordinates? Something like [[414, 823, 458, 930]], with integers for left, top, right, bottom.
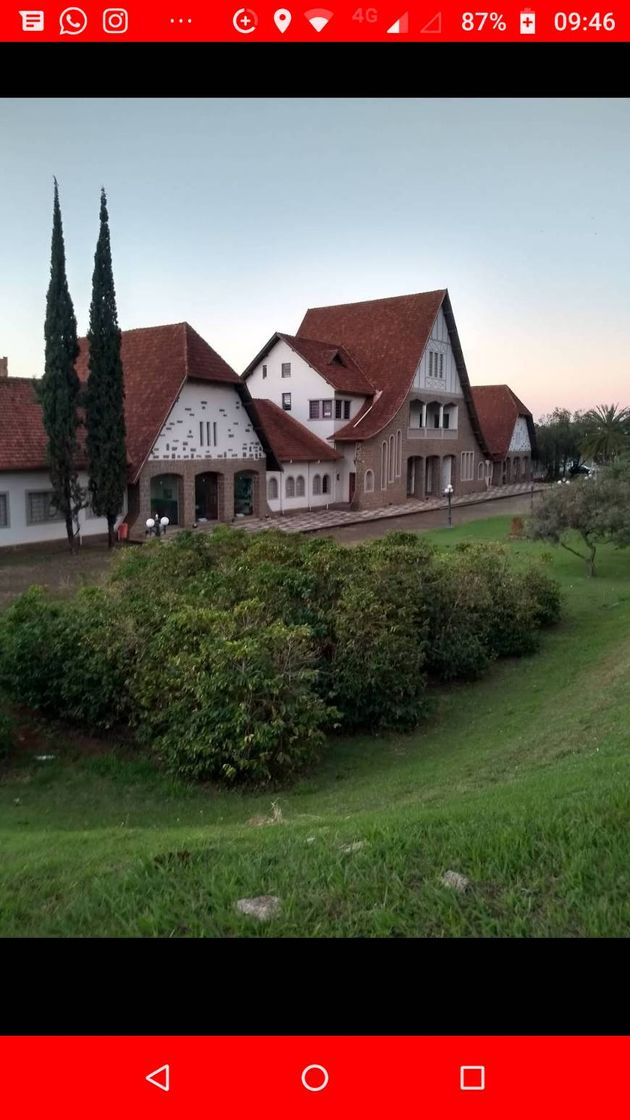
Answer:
[[434, 412, 440, 428], [262, 364, 267, 379], [461, 451, 474, 482], [206, 421, 211, 447], [322, 400, 333, 418], [343, 400, 351, 419], [282, 393, 291, 411], [26, 491, 64, 524], [309, 400, 320, 420], [281, 362, 291, 378], [443, 411, 449, 429], [335, 399, 342, 419], [0, 493, 8, 528], [199, 421, 204, 447], [439, 353, 444, 378], [213, 421, 217, 446]]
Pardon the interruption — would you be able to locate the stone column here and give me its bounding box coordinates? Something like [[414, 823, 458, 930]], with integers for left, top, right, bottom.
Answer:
[[421, 402, 427, 428], [439, 404, 444, 429]]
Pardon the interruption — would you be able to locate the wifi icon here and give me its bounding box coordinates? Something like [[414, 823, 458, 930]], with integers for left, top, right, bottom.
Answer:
[[305, 7, 333, 30]]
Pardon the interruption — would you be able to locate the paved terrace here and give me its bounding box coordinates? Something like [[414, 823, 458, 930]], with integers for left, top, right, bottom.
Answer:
[[135, 482, 545, 541]]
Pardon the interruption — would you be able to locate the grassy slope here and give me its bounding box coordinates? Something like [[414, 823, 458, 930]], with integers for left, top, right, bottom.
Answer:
[[1, 516, 629, 936]]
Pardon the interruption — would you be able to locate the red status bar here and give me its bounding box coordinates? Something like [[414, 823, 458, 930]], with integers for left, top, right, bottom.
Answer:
[[2, 1035, 628, 1119], [1, 0, 628, 39]]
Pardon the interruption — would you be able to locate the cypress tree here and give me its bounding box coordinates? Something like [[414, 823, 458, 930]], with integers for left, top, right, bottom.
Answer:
[[85, 188, 127, 548], [39, 179, 84, 552]]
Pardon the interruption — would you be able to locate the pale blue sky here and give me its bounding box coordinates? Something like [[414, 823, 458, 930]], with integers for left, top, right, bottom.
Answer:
[[1, 97, 628, 417]]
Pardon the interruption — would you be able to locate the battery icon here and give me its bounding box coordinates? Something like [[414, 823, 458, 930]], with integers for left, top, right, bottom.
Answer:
[[520, 8, 536, 32]]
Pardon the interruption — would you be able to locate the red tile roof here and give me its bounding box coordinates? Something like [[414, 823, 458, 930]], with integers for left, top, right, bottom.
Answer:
[[297, 290, 488, 452], [277, 334, 374, 395], [471, 385, 536, 461], [0, 323, 277, 481], [0, 377, 49, 472], [251, 399, 342, 463], [242, 332, 374, 397], [76, 322, 241, 480]]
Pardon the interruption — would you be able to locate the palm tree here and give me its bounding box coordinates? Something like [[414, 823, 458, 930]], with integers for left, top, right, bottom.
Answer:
[[581, 403, 630, 465]]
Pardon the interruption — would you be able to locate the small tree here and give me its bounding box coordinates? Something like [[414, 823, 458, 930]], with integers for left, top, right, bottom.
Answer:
[[85, 189, 127, 548], [528, 476, 630, 576], [38, 179, 84, 551]]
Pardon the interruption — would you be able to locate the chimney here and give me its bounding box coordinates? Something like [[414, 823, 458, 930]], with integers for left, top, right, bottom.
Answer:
[[0, 357, 7, 378]]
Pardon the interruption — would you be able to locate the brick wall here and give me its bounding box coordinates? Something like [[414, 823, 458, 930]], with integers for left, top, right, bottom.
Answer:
[[136, 459, 269, 528], [351, 397, 488, 510]]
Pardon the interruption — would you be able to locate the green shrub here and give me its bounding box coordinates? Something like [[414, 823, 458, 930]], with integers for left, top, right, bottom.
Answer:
[[330, 546, 430, 730], [131, 600, 334, 784], [521, 563, 563, 628], [0, 585, 134, 729], [423, 552, 495, 681]]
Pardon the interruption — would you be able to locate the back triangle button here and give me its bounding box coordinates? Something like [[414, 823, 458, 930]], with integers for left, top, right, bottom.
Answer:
[[146, 1064, 170, 1092]]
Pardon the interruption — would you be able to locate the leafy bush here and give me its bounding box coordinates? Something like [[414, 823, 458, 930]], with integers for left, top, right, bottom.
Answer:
[[0, 526, 562, 786], [0, 585, 133, 728], [131, 601, 334, 784]]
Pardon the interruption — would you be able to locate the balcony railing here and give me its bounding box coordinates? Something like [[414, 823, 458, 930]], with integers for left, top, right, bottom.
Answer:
[[407, 426, 458, 440]]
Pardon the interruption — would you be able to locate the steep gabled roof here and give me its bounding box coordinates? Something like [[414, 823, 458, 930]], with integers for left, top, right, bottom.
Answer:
[[1, 323, 281, 480], [296, 290, 489, 453], [251, 399, 342, 463], [75, 322, 244, 481], [0, 377, 49, 471], [242, 331, 374, 396], [471, 384, 537, 461]]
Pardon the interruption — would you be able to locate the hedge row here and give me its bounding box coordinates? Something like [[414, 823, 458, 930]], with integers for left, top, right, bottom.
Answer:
[[0, 528, 561, 785]]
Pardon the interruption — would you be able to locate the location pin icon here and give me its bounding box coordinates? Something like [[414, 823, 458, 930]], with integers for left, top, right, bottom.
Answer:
[[274, 8, 292, 31]]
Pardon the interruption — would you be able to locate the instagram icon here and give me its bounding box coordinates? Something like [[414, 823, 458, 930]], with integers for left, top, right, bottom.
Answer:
[[103, 7, 128, 32]]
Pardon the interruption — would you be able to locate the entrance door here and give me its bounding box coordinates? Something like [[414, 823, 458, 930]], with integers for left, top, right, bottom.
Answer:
[[150, 474, 180, 525], [195, 472, 218, 521], [349, 472, 356, 502], [234, 473, 254, 517]]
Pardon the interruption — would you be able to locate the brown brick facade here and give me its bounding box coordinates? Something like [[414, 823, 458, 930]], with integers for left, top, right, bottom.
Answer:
[[350, 392, 488, 510], [135, 458, 269, 529]]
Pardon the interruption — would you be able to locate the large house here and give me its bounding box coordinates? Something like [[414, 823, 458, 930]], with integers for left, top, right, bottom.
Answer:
[[0, 325, 281, 547], [0, 291, 535, 547], [244, 290, 500, 510]]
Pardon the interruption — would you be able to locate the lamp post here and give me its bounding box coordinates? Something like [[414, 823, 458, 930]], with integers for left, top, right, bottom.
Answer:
[[443, 483, 454, 528], [145, 514, 170, 540]]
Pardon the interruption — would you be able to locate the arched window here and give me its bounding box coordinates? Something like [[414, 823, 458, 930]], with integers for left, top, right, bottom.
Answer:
[[381, 441, 387, 490], [296, 475, 305, 497], [322, 474, 330, 494], [396, 429, 402, 477], [312, 474, 321, 495], [267, 476, 279, 500], [285, 476, 295, 498], [389, 435, 395, 482], [365, 469, 374, 492]]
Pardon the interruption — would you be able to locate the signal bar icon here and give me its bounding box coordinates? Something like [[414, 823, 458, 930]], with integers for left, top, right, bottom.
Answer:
[[305, 7, 333, 30], [386, 10, 409, 31]]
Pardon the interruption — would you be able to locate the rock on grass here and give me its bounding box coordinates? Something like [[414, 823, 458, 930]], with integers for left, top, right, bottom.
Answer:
[[441, 870, 470, 893], [235, 895, 281, 921]]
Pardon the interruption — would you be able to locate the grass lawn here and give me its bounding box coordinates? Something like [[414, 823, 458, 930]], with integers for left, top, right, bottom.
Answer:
[[1, 515, 629, 936]]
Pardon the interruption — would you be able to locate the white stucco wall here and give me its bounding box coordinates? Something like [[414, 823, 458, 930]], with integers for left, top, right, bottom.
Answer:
[[413, 308, 463, 398], [265, 462, 337, 513], [0, 470, 127, 548], [246, 338, 367, 441], [508, 416, 531, 453], [150, 381, 264, 463]]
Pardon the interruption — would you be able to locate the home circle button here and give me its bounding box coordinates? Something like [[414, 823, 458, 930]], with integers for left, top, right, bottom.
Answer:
[[301, 1064, 329, 1092]]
